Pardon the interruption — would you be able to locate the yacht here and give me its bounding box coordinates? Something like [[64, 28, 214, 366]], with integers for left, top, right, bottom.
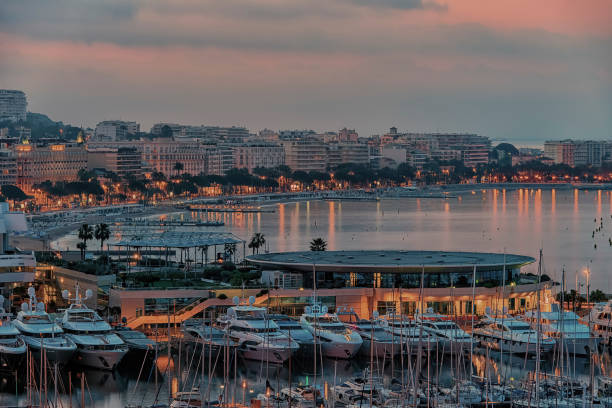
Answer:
[[381, 313, 443, 354], [473, 310, 556, 354], [59, 285, 128, 370], [268, 314, 315, 356], [218, 296, 298, 364], [524, 303, 600, 356], [416, 309, 474, 354], [13, 287, 76, 364], [114, 326, 157, 362], [589, 300, 612, 347], [0, 295, 26, 371], [339, 309, 400, 358], [299, 303, 362, 359], [279, 386, 325, 408], [181, 318, 236, 358]]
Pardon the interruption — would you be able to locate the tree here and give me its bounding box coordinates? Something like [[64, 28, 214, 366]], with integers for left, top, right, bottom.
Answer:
[[173, 162, 184, 176], [77, 224, 94, 261], [224, 243, 237, 262], [248, 233, 266, 254], [590, 289, 607, 303], [77, 242, 87, 261], [1, 185, 28, 202], [310, 237, 327, 252], [94, 223, 110, 252]]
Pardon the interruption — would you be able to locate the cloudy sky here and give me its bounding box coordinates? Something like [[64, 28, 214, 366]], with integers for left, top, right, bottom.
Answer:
[[1, 0, 610, 143]]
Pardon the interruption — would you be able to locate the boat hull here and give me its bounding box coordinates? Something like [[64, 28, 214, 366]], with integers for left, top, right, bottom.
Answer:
[[360, 339, 401, 358], [240, 346, 293, 364], [558, 337, 601, 356], [23, 336, 77, 365], [0, 348, 26, 371], [73, 347, 128, 370], [320, 340, 362, 359]]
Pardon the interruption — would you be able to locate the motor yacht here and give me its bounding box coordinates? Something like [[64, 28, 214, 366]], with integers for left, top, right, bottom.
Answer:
[[524, 303, 600, 355], [473, 309, 556, 354], [268, 314, 315, 356], [339, 309, 400, 358], [59, 285, 128, 370], [299, 303, 362, 359], [381, 313, 443, 354], [114, 325, 157, 362], [589, 300, 612, 347], [279, 386, 325, 408], [181, 318, 236, 358], [0, 295, 26, 371], [416, 309, 474, 354], [218, 296, 298, 364], [12, 287, 76, 365]]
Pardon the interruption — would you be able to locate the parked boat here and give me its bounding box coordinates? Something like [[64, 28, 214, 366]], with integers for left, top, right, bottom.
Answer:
[[268, 314, 315, 356], [13, 287, 76, 365], [299, 303, 362, 359], [114, 325, 157, 362], [218, 296, 298, 364], [0, 295, 26, 371], [524, 303, 600, 355], [589, 300, 612, 346], [416, 310, 474, 354], [381, 313, 443, 354], [473, 310, 556, 354], [339, 309, 400, 358], [59, 285, 128, 370], [181, 318, 236, 358]]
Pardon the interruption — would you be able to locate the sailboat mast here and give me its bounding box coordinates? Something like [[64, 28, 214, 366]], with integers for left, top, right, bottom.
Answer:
[[535, 249, 543, 406]]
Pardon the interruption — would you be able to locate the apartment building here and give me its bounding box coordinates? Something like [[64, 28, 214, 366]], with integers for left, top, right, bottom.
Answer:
[[545, 139, 611, 167], [14, 143, 87, 191], [87, 147, 142, 178], [94, 120, 140, 141], [281, 138, 327, 172], [0, 90, 27, 122], [231, 143, 285, 172], [327, 143, 369, 168], [0, 150, 17, 186]]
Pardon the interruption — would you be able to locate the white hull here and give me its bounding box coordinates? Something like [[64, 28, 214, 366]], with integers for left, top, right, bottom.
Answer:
[[557, 337, 600, 355], [23, 336, 77, 364], [73, 347, 128, 370], [320, 340, 362, 359], [240, 346, 294, 364]]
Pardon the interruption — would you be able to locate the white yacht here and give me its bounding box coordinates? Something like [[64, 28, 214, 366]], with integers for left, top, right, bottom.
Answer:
[[473, 309, 556, 354], [13, 287, 76, 364], [340, 309, 400, 358], [416, 309, 474, 354], [269, 314, 315, 356], [381, 313, 443, 354], [59, 285, 128, 370], [524, 303, 600, 356], [590, 300, 612, 346], [299, 303, 362, 359], [218, 296, 298, 364], [181, 318, 237, 358], [0, 295, 26, 371]]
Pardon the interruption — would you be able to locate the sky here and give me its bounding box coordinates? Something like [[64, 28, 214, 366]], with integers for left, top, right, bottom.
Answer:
[[1, 0, 611, 144]]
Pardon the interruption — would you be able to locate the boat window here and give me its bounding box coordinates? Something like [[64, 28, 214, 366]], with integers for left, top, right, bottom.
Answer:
[[507, 323, 531, 331], [22, 315, 51, 323]]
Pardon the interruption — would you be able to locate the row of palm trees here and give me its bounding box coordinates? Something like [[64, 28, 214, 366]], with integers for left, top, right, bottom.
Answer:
[[247, 233, 328, 254], [77, 223, 110, 261]]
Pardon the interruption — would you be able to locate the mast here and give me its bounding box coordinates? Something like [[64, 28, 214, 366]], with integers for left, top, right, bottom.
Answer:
[[470, 264, 476, 380], [535, 249, 543, 406]]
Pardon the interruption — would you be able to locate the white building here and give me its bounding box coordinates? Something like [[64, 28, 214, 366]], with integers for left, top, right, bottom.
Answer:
[[94, 120, 140, 141], [0, 90, 27, 122]]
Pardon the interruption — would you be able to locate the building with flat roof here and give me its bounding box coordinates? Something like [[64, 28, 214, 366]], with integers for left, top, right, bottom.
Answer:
[[0, 90, 27, 122], [87, 147, 142, 178], [246, 250, 551, 318], [94, 120, 140, 141]]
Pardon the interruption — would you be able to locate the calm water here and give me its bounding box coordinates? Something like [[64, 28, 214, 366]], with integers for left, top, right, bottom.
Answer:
[[55, 188, 612, 289]]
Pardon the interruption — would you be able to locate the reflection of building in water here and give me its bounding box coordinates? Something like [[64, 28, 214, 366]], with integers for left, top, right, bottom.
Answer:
[[247, 250, 552, 319]]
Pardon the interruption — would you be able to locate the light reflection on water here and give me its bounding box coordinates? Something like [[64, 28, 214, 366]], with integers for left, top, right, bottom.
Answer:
[[52, 189, 612, 289], [0, 348, 607, 406]]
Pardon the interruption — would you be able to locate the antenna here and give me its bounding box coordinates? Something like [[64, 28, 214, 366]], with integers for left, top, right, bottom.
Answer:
[[36, 302, 45, 312], [21, 302, 29, 312], [305, 306, 312, 314], [232, 296, 240, 306], [321, 305, 328, 314], [62, 290, 70, 299], [85, 289, 93, 300], [372, 310, 379, 319], [27, 287, 36, 298], [248, 296, 256, 306]]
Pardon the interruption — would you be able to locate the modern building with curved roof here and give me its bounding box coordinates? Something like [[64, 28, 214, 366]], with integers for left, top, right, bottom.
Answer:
[[246, 250, 552, 319]]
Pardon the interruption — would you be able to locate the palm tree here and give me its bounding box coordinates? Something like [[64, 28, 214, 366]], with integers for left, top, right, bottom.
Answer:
[[248, 233, 266, 255], [224, 243, 236, 263], [310, 237, 327, 252], [77, 224, 93, 260], [94, 223, 111, 264], [76, 242, 87, 261]]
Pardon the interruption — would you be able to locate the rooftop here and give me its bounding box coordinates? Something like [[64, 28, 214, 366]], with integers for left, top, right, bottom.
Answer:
[[246, 250, 534, 273]]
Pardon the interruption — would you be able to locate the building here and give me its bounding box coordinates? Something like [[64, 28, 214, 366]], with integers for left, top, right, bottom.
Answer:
[[87, 147, 142, 178], [327, 142, 370, 168], [94, 120, 140, 141], [278, 130, 316, 140], [246, 250, 550, 318], [0, 150, 17, 186], [0, 202, 36, 295], [380, 145, 408, 167], [281, 139, 328, 172], [338, 128, 359, 143], [544, 140, 576, 166], [231, 142, 285, 172], [574, 141, 605, 167], [14, 143, 87, 191], [0, 90, 27, 122]]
